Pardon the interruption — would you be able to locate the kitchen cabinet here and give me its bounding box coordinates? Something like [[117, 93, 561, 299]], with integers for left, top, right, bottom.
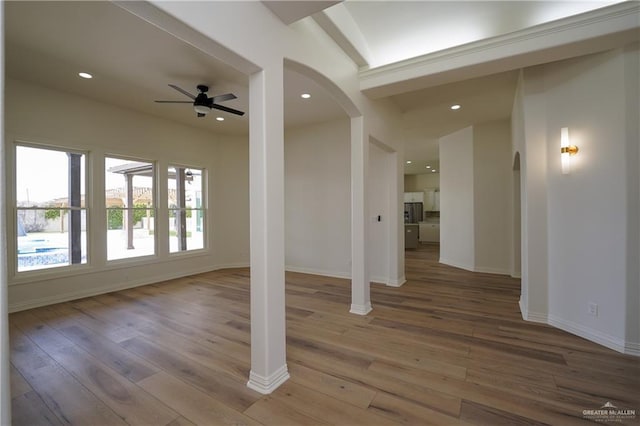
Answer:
[[424, 189, 440, 211], [405, 224, 419, 249], [404, 191, 424, 203], [419, 223, 440, 243]]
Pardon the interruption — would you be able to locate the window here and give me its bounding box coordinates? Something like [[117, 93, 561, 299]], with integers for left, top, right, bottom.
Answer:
[[16, 145, 87, 272], [105, 157, 155, 260], [168, 166, 204, 252]]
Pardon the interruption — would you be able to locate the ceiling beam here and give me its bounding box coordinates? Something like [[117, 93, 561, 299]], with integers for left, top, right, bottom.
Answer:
[[262, 1, 341, 25], [312, 4, 372, 68]]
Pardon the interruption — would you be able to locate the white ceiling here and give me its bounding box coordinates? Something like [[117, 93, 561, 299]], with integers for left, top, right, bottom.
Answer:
[[397, 70, 520, 174], [341, 0, 621, 68], [4, 1, 347, 137], [4, 1, 627, 176]]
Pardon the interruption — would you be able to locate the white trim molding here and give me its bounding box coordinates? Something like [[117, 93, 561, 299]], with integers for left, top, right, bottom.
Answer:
[[548, 314, 635, 356], [387, 276, 406, 287], [350, 302, 372, 316], [524, 311, 549, 324], [474, 266, 512, 275], [624, 341, 640, 357], [247, 365, 290, 394], [439, 257, 474, 272], [285, 265, 350, 281]]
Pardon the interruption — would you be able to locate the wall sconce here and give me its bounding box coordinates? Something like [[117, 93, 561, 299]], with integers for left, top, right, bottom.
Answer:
[[560, 127, 579, 174]]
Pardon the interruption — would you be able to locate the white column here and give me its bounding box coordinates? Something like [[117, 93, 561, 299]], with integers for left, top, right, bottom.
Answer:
[[0, 2, 11, 422], [387, 150, 405, 287], [247, 63, 289, 394], [350, 116, 372, 315]]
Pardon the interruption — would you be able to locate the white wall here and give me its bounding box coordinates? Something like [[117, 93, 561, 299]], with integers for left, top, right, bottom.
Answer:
[[368, 141, 392, 284], [515, 65, 550, 323], [515, 45, 639, 354], [439, 126, 474, 270], [404, 173, 440, 192], [623, 43, 639, 353], [284, 119, 399, 286], [544, 48, 634, 351], [284, 119, 351, 278], [439, 122, 512, 274], [211, 135, 250, 267], [473, 120, 512, 274], [5, 78, 249, 311]]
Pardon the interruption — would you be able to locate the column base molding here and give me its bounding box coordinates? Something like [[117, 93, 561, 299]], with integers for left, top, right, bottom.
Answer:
[[350, 302, 372, 315], [247, 365, 290, 394]]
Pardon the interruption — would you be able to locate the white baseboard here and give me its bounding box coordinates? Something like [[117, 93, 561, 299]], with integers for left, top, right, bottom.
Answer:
[[519, 299, 548, 323], [387, 276, 406, 287], [525, 310, 548, 324], [370, 275, 388, 285], [518, 297, 527, 320], [548, 314, 634, 356], [247, 365, 290, 394], [439, 257, 475, 272], [517, 298, 548, 323], [350, 302, 372, 315], [284, 265, 350, 280], [439, 258, 511, 276], [214, 262, 250, 269], [624, 341, 640, 356], [473, 266, 511, 275]]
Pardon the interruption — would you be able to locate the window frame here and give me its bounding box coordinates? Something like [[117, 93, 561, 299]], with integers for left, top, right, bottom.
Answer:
[[12, 141, 90, 275], [104, 155, 158, 262], [168, 164, 207, 254]]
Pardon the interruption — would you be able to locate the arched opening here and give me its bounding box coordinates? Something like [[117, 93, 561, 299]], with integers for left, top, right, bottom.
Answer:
[[282, 59, 376, 314]]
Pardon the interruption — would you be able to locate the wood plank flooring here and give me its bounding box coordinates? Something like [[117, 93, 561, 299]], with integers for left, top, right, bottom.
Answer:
[[10, 244, 640, 425]]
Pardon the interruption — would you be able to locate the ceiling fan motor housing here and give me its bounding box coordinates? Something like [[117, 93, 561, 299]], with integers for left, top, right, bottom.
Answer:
[[155, 84, 245, 117]]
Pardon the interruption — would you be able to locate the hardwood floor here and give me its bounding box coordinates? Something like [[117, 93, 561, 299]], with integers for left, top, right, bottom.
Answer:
[[10, 244, 640, 425]]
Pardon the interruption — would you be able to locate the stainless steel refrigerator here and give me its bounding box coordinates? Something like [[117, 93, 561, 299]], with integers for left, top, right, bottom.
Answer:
[[404, 202, 423, 223]]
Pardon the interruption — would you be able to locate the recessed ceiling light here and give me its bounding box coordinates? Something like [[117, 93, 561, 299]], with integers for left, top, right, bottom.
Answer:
[[432, 169, 437, 173], [426, 165, 431, 169], [406, 160, 412, 164], [78, 72, 93, 79], [450, 104, 461, 110], [216, 117, 224, 121], [301, 93, 311, 99]]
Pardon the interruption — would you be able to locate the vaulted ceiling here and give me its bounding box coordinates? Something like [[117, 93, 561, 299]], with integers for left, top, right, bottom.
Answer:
[[5, 1, 634, 175]]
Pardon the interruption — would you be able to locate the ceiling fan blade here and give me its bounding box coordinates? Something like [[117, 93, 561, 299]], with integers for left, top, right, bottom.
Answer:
[[154, 100, 194, 103], [212, 93, 237, 103], [210, 103, 245, 116], [168, 84, 196, 100]]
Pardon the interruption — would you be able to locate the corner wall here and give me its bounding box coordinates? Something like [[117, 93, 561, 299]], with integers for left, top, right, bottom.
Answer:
[[439, 126, 474, 270], [515, 45, 639, 354], [439, 122, 512, 274]]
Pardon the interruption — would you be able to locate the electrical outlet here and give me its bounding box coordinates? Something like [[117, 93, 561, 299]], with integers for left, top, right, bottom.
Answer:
[[588, 302, 598, 316]]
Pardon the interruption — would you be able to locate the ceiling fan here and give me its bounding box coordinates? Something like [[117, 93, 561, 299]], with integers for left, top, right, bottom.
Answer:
[[155, 84, 245, 118]]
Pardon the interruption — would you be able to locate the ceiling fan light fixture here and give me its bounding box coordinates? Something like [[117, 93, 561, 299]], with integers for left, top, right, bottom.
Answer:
[[194, 104, 210, 115]]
